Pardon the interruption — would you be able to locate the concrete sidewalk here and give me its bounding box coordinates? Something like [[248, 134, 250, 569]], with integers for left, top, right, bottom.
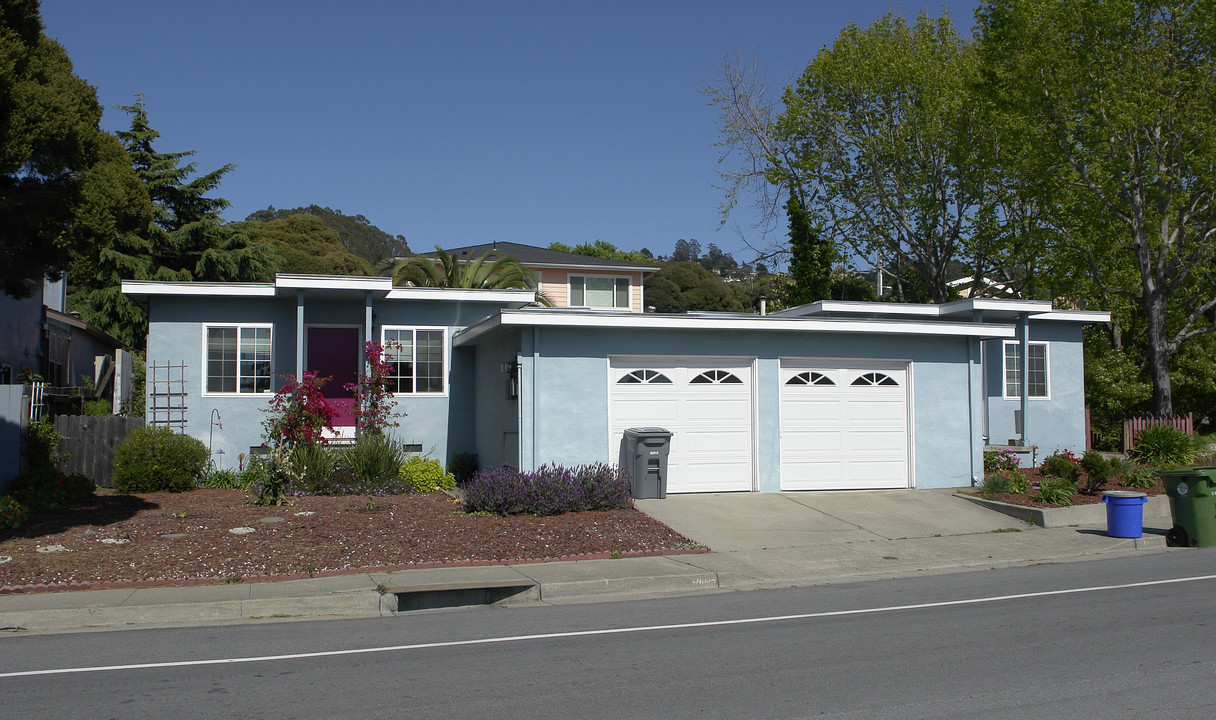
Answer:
[[0, 489, 1175, 634]]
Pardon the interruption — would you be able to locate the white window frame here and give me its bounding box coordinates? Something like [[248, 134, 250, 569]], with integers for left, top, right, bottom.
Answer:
[[1002, 341, 1050, 400], [567, 274, 632, 310], [381, 326, 448, 396], [201, 323, 273, 396]]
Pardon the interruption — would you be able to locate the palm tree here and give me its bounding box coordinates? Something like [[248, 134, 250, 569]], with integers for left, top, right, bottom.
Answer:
[[377, 246, 552, 305]]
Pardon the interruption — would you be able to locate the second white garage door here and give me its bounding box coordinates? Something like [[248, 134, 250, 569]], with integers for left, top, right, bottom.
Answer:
[[780, 361, 911, 490], [609, 358, 753, 493]]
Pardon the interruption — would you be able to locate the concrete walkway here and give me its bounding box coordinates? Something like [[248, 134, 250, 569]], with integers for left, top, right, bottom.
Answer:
[[0, 489, 1175, 633]]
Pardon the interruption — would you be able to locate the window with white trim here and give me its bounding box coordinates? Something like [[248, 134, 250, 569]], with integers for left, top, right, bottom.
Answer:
[[382, 327, 446, 394], [569, 275, 631, 309], [1004, 341, 1049, 398], [205, 325, 271, 394]]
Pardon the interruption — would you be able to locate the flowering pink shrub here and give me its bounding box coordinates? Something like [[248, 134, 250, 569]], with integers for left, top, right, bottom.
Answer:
[[264, 372, 337, 446], [344, 340, 404, 437]]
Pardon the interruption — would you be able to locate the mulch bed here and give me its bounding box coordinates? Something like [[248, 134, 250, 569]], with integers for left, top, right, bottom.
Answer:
[[0, 489, 703, 594]]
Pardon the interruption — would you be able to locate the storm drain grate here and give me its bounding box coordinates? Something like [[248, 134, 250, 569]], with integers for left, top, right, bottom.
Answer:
[[389, 581, 538, 612]]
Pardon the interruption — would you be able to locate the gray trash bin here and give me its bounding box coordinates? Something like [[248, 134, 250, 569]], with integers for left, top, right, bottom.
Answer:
[[621, 427, 672, 499]]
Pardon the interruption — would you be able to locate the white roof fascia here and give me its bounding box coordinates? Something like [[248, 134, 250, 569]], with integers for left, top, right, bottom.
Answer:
[[1030, 310, 1112, 323], [940, 298, 1053, 315], [274, 274, 393, 291], [121, 280, 276, 297], [454, 309, 1016, 346], [384, 287, 537, 303], [772, 300, 944, 318], [529, 261, 657, 274]]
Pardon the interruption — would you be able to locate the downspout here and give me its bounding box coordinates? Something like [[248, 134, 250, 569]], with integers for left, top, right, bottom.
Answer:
[[364, 290, 373, 358], [969, 309, 983, 486], [531, 326, 540, 472], [1020, 312, 1030, 446], [295, 289, 305, 379]]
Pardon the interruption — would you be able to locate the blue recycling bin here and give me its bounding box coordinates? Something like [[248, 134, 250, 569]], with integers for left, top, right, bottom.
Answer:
[[1101, 490, 1148, 538]]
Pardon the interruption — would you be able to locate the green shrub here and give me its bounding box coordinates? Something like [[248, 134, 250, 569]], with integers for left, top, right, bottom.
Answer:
[[1035, 478, 1076, 506], [26, 417, 65, 469], [1080, 450, 1113, 492], [1124, 464, 1160, 489], [237, 455, 269, 490], [342, 435, 406, 490], [203, 468, 243, 489], [1041, 450, 1081, 483], [1131, 424, 1196, 469], [0, 495, 29, 530], [82, 398, 112, 416], [400, 455, 456, 493], [112, 425, 208, 493], [978, 472, 1012, 494], [291, 442, 340, 494]]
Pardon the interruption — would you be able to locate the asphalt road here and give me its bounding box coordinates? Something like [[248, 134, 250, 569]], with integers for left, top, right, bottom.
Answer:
[[3, 551, 1216, 719]]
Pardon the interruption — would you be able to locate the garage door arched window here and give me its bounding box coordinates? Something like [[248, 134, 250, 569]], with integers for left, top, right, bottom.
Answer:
[[691, 369, 743, 384], [617, 369, 672, 384], [786, 371, 835, 386], [851, 372, 899, 386]]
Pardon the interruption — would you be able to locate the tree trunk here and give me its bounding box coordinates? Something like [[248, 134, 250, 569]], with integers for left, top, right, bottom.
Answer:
[[1143, 287, 1173, 415]]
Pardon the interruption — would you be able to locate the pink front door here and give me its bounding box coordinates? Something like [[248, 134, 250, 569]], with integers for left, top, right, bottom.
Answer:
[[307, 327, 359, 427]]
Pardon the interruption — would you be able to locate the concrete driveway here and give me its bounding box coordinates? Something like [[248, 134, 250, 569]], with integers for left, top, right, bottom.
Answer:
[[634, 489, 1026, 552]]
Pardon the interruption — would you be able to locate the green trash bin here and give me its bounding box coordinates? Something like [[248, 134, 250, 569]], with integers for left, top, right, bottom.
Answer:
[[1157, 467, 1216, 548]]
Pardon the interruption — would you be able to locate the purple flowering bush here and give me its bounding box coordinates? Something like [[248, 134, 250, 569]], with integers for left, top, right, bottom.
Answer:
[[462, 463, 632, 516]]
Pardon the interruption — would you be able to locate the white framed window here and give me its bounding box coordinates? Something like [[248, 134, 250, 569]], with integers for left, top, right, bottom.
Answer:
[[204, 325, 272, 395], [1003, 341, 1049, 399], [568, 275, 631, 310], [381, 326, 446, 394]]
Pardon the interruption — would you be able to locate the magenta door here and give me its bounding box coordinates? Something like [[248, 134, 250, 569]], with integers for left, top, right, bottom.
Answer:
[[307, 327, 359, 427]]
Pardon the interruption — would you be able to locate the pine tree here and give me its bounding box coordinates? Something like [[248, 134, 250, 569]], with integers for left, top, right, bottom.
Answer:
[[785, 190, 833, 306], [69, 98, 273, 348]]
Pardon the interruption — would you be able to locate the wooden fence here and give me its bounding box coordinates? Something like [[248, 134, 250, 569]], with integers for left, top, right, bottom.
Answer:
[[54, 415, 144, 487], [1123, 412, 1193, 453]]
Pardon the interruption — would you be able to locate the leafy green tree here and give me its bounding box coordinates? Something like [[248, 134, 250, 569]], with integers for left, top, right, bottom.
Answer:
[[977, 0, 1216, 414], [547, 240, 655, 265], [784, 190, 834, 306], [245, 205, 408, 264], [69, 99, 273, 348], [0, 1, 147, 297], [775, 12, 1018, 303], [236, 214, 372, 275], [643, 262, 745, 313]]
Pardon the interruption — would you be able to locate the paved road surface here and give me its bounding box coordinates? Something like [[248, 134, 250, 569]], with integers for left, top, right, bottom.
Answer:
[[3, 551, 1214, 718]]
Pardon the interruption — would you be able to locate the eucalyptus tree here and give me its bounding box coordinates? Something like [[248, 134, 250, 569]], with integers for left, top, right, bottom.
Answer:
[[977, 0, 1216, 414]]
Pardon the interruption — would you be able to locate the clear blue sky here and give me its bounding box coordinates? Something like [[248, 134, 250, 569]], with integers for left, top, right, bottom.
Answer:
[[40, 1, 978, 265]]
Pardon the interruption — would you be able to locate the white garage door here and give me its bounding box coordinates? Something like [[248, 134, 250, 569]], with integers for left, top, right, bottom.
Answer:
[[780, 362, 910, 490], [609, 358, 753, 493]]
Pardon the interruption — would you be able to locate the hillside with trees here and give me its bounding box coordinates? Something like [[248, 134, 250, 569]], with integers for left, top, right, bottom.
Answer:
[[245, 205, 408, 265]]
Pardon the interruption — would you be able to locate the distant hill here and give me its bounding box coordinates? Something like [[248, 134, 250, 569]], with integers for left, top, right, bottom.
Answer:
[[244, 205, 409, 265]]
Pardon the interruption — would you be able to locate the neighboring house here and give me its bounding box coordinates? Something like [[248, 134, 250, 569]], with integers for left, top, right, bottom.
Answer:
[[127, 275, 1106, 492], [0, 278, 131, 489], [425, 242, 657, 312]]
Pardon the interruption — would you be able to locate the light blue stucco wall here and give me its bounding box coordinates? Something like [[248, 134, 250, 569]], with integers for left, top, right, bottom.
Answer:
[[983, 321, 1087, 465], [485, 325, 987, 491], [145, 294, 517, 469]]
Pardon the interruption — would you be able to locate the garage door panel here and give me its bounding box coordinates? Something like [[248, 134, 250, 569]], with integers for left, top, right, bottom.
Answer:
[[610, 359, 753, 493], [780, 361, 909, 490]]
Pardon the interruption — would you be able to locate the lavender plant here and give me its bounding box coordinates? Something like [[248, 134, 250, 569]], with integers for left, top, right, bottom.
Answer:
[[462, 463, 632, 516]]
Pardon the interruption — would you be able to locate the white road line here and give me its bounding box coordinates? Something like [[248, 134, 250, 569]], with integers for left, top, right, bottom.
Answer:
[[4, 572, 1215, 679]]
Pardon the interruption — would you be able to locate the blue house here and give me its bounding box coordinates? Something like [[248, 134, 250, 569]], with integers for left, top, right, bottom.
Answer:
[[124, 275, 1106, 491]]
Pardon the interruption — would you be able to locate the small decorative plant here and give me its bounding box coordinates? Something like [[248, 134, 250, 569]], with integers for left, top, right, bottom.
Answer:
[[983, 448, 1020, 474], [0, 495, 30, 530], [1080, 450, 1113, 493], [462, 463, 632, 516], [400, 455, 456, 493], [113, 425, 209, 493], [1035, 477, 1076, 506]]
